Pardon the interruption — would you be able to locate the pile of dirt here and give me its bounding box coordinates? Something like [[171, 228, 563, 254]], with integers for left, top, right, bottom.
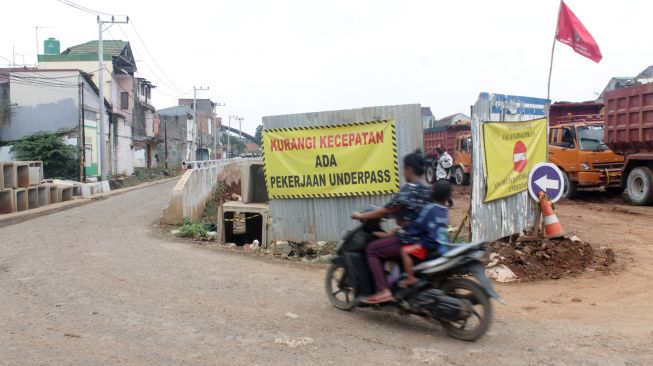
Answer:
[[488, 237, 615, 282]]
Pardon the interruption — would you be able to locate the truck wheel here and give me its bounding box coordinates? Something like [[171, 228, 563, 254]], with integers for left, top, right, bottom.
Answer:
[[453, 166, 469, 186], [426, 165, 436, 183], [562, 171, 578, 199], [626, 167, 653, 206]]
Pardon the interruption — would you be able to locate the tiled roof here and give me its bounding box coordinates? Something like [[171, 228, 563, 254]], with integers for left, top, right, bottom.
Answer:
[[62, 40, 128, 56]]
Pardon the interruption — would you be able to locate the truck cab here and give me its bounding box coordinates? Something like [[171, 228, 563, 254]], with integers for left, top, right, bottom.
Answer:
[[450, 131, 472, 185], [548, 121, 624, 198], [423, 123, 472, 185]]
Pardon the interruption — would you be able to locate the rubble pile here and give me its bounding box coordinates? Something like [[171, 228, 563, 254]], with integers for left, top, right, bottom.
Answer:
[[486, 236, 615, 282]]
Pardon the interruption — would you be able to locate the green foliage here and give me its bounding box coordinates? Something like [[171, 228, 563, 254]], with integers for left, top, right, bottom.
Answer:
[[254, 125, 263, 145], [10, 132, 79, 180], [177, 217, 209, 238], [220, 133, 246, 156]]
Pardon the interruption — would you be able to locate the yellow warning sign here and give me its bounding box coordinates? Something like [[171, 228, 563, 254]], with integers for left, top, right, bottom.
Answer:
[[262, 120, 399, 199], [483, 118, 547, 202]]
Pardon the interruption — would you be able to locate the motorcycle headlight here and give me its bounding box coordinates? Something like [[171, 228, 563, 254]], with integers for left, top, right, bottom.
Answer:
[[580, 163, 590, 170]]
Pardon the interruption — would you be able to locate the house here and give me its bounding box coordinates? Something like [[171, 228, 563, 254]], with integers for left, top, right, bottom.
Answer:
[[133, 78, 160, 169], [157, 105, 194, 170], [0, 68, 110, 179], [596, 65, 653, 102], [38, 38, 157, 175], [597, 77, 632, 102], [434, 113, 470, 128], [421, 107, 436, 129], [178, 98, 219, 160]]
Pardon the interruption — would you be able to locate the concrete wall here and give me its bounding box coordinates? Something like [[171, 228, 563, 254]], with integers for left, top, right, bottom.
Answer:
[[39, 60, 113, 104], [3, 71, 80, 141], [161, 158, 260, 225]]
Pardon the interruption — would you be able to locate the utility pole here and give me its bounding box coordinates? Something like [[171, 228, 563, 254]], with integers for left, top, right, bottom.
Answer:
[[35, 26, 52, 64], [193, 86, 209, 160], [227, 115, 239, 158], [236, 117, 244, 157], [213, 102, 225, 159], [98, 15, 129, 181]]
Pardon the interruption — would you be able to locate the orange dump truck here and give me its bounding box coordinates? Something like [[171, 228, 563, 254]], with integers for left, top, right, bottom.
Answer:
[[423, 122, 472, 185], [548, 102, 625, 198]]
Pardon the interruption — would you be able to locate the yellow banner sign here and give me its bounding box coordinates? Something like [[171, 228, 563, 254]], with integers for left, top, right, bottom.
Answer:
[[262, 120, 399, 199], [483, 118, 547, 202]]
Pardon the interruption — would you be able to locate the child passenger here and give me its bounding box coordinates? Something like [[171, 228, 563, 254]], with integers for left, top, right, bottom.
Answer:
[[399, 179, 452, 288]]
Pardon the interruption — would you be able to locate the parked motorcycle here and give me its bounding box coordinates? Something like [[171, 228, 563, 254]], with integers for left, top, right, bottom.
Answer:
[[325, 210, 502, 341]]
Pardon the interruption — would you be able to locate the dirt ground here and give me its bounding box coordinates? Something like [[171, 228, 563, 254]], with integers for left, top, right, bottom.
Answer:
[[1, 182, 653, 365]]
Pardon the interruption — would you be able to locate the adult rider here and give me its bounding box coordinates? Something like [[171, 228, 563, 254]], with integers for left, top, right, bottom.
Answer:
[[351, 150, 431, 304]]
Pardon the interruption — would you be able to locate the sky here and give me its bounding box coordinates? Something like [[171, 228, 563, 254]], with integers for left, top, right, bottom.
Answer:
[[2, 0, 652, 135]]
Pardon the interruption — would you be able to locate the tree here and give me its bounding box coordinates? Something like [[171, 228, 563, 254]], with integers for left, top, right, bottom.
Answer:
[[10, 132, 80, 180], [254, 125, 263, 145], [220, 132, 246, 157]]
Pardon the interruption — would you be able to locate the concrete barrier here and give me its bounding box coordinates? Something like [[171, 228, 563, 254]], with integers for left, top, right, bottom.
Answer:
[[27, 187, 39, 209], [26, 161, 44, 181], [37, 185, 48, 206], [0, 189, 14, 214], [14, 188, 28, 212], [47, 184, 60, 203], [162, 158, 260, 225], [2, 163, 17, 188], [29, 167, 41, 185], [59, 186, 73, 202], [16, 163, 29, 188]]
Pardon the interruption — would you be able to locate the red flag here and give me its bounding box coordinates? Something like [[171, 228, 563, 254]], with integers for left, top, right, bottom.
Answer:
[[556, 1, 602, 63]]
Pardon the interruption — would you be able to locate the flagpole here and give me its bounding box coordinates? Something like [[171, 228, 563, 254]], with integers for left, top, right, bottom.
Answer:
[[546, 0, 564, 101]]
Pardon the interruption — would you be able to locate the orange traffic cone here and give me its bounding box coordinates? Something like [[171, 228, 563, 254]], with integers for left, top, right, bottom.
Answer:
[[538, 192, 565, 239]]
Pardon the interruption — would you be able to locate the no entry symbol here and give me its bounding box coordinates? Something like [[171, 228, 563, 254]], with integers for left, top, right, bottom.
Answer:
[[513, 141, 527, 172]]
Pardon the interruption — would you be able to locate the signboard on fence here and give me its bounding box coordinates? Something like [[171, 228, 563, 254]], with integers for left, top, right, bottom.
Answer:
[[262, 119, 399, 199], [482, 118, 547, 202]]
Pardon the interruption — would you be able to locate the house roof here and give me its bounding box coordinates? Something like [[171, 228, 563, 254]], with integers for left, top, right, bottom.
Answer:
[[635, 65, 653, 83], [434, 113, 470, 128], [61, 40, 129, 56], [157, 105, 194, 119], [39, 40, 136, 73]]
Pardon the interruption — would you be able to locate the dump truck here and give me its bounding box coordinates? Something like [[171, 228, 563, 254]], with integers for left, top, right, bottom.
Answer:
[[423, 122, 471, 185], [548, 102, 625, 198], [604, 83, 653, 205]]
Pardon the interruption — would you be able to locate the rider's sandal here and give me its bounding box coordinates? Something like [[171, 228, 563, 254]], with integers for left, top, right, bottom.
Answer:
[[366, 293, 395, 304]]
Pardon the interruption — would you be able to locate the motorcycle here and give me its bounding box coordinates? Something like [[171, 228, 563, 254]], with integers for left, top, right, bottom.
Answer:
[[325, 210, 502, 341]]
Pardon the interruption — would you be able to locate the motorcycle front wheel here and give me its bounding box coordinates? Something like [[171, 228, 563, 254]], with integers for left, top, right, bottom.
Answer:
[[440, 278, 492, 341], [325, 263, 357, 311]]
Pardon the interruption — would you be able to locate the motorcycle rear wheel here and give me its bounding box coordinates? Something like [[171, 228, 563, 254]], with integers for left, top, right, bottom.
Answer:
[[440, 278, 492, 341], [325, 263, 357, 311]]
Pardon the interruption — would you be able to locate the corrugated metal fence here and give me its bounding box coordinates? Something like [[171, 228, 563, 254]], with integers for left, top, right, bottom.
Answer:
[[262, 104, 423, 242], [470, 93, 549, 242]]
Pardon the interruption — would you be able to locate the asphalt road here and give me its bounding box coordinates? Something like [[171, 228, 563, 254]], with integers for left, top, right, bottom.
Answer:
[[1, 181, 651, 365]]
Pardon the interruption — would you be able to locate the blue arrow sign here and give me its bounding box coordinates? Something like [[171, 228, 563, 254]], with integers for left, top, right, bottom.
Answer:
[[528, 162, 565, 202]]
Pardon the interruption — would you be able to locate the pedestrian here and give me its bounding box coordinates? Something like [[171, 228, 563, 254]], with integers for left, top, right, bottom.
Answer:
[[436, 147, 454, 207]]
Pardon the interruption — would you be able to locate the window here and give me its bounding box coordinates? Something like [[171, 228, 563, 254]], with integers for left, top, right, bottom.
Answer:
[[120, 92, 129, 110], [560, 128, 573, 146]]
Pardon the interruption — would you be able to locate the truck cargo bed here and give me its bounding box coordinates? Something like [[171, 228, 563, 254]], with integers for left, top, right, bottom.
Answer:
[[604, 83, 653, 154]]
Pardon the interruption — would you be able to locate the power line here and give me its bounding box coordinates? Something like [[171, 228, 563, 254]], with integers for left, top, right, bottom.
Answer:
[[109, 26, 189, 97], [56, 0, 126, 17], [128, 21, 188, 94]]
